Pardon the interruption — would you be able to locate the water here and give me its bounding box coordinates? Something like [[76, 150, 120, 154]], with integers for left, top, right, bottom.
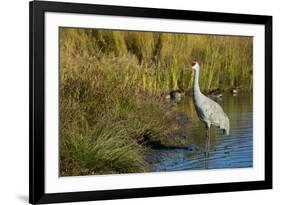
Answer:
[[146, 93, 253, 172]]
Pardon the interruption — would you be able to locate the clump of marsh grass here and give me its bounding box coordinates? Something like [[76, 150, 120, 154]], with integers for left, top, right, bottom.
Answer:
[[59, 48, 173, 176], [60, 116, 148, 176], [59, 76, 172, 176]]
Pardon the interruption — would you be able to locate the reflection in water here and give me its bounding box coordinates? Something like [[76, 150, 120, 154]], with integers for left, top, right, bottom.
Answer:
[[146, 93, 253, 171]]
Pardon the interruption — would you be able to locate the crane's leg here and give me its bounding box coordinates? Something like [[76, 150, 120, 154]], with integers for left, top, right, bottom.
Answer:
[[207, 126, 211, 148], [205, 129, 208, 150], [204, 125, 211, 156]]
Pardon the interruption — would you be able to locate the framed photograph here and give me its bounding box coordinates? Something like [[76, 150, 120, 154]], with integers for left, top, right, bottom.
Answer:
[[29, 0, 272, 204]]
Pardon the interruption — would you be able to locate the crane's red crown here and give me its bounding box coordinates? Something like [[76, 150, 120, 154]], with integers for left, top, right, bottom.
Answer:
[[191, 61, 197, 67], [191, 61, 199, 69]]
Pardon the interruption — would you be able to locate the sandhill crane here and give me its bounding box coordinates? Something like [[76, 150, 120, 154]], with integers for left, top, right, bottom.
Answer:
[[191, 61, 229, 151]]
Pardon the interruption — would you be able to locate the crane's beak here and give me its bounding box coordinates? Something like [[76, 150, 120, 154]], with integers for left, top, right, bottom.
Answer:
[[184, 61, 197, 71]]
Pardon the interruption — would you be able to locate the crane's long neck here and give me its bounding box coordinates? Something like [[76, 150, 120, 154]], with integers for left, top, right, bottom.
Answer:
[[193, 68, 202, 96]]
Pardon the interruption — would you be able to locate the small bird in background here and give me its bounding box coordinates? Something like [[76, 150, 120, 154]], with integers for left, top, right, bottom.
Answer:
[[191, 61, 229, 152]]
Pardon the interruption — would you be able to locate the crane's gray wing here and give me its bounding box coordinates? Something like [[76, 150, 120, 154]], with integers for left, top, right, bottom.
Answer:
[[201, 97, 227, 128]]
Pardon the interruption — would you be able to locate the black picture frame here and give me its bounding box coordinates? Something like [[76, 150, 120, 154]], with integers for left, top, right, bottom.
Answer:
[[29, 0, 272, 204]]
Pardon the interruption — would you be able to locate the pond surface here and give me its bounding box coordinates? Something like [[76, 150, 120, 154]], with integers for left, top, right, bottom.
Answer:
[[146, 92, 253, 172]]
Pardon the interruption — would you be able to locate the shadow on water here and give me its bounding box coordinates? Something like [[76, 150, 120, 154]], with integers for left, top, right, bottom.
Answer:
[[146, 92, 253, 172]]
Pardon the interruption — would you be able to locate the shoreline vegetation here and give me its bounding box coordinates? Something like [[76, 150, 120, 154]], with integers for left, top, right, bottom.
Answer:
[[59, 28, 253, 176]]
